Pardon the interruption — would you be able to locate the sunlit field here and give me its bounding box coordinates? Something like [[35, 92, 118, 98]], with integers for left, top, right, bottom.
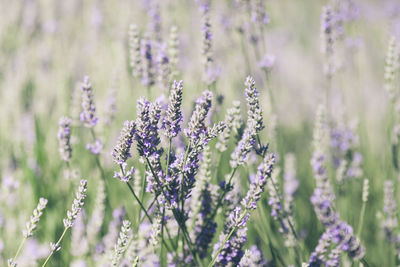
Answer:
[[1, 0, 400, 266]]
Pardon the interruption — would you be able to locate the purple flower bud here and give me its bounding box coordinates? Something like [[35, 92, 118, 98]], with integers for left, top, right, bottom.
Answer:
[[86, 139, 103, 155], [58, 116, 72, 162], [184, 90, 213, 142], [112, 121, 136, 164], [163, 80, 183, 138], [80, 76, 98, 127]]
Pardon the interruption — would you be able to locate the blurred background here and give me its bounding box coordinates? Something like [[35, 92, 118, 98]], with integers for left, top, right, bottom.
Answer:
[[1, 0, 400, 266]]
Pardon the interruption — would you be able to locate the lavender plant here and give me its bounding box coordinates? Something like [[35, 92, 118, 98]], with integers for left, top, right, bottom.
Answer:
[[2, 1, 397, 266], [42, 180, 87, 267]]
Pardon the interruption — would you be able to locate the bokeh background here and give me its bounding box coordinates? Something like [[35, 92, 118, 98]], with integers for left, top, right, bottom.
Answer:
[[1, 0, 400, 266]]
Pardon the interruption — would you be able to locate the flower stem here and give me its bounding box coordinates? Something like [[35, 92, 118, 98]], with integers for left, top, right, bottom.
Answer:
[[208, 211, 247, 267], [41, 227, 69, 267], [145, 157, 200, 266], [122, 165, 174, 253], [357, 199, 367, 238], [208, 167, 238, 223], [11, 237, 26, 265]]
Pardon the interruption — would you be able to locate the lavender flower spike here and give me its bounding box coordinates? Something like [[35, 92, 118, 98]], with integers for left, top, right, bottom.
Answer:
[[129, 24, 142, 79], [112, 120, 136, 164], [239, 245, 267, 267], [245, 76, 264, 132], [168, 26, 179, 79], [212, 207, 249, 266], [23, 198, 48, 238], [156, 43, 170, 92], [320, 6, 335, 76], [230, 120, 257, 168], [63, 180, 88, 228], [141, 36, 155, 87], [384, 36, 399, 100], [184, 90, 213, 142], [163, 80, 183, 138], [111, 220, 132, 266], [86, 139, 103, 155], [80, 76, 98, 127], [58, 116, 72, 163], [200, 2, 216, 85], [242, 153, 275, 210], [213, 153, 275, 266], [382, 180, 398, 242], [135, 98, 162, 157], [216, 101, 242, 152], [114, 162, 135, 183]]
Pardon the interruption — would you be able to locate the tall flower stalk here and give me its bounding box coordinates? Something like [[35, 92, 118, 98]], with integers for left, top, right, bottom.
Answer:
[[8, 198, 48, 267], [210, 153, 275, 267], [42, 180, 87, 267]]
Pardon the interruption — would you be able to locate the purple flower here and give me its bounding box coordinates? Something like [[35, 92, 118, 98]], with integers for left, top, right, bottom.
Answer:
[[112, 120, 136, 164], [245, 76, 264, 132], [182, 122, 226, 200], [135, 98, 162, 157], [251, 0, 270, 26], [129, 24, 142, 79], [230, 121, 257, 168], [147, 3, 162, 42], [258, 53, 275, 71], [163, 80, 183, 138], [212, 214, 248, 266], [239, 245, 267, 266], [80, 76, 98, 127], [382, 180, 398, 242], [156, 43, 170, 92], [242, 153, 275, 210], [309, 230, 331, 265], [184, 90, 213, 142], [86, 139, 103, 155], [114, 162, 135, 183], [141, 37, 155, 87], [57, 116, 72, 162], [188, 148, 219, 259], [283, 153, 299, 202]]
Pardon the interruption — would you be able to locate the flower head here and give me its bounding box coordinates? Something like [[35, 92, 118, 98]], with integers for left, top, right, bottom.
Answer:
[[58, 116, 72, 162], [63, 180, 88, 228], [80, 76, 98, 127], [112, 120, 136, 164], [163, 80, 183, 138]]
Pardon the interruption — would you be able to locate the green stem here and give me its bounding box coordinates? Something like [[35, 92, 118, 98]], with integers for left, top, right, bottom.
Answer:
[[127, 182, 152, 222], [262, 69, 275, 113], [326, 75, 332, 124], [357, 199, 367, 238], [140, 197, 157, 224], [360, 258, 370, 267], [145, 157, 200, 265], [11, 237, 26, 264], [269, 172, 304, 263], [239, 35, 252, 74], [208, 212, 247, 267], [89, 128, 113, 210], [208, 167, 238, 223], [165, 138, 172, 176], [160, 207, 166, 267], [42, 227, 69, 267]]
